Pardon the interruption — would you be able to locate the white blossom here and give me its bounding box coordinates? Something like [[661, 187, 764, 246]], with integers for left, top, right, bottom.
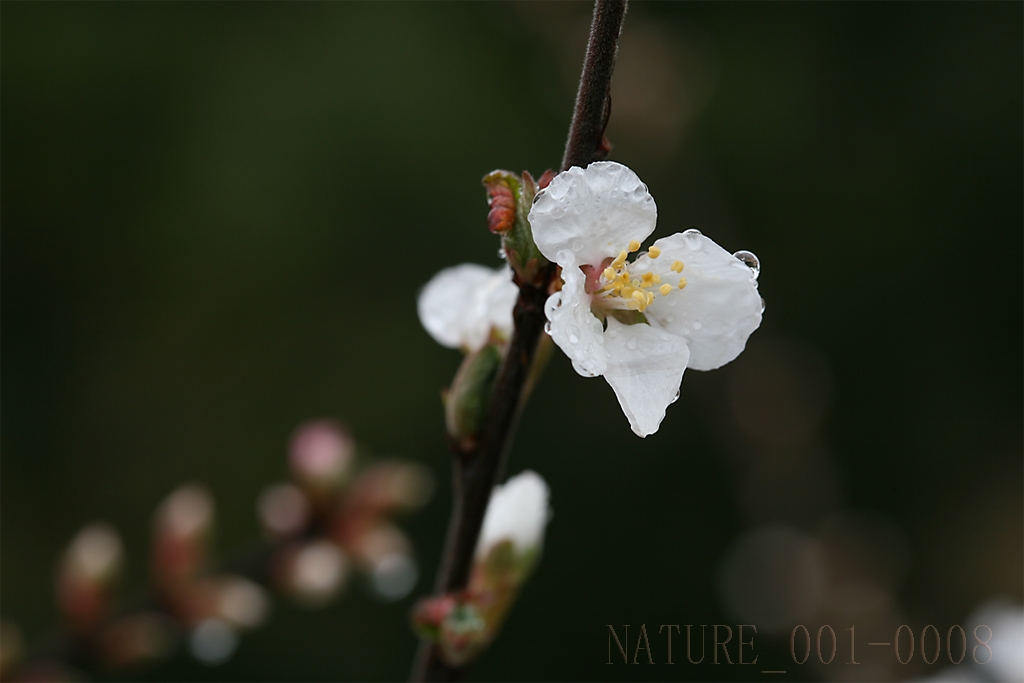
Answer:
[[528, 161, 763, 437], [476, 470, 550, 559], [418, 264, 518, 353]]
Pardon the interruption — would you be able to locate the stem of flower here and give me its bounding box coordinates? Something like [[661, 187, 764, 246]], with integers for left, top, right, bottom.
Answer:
[[411, 2, 626, 681]]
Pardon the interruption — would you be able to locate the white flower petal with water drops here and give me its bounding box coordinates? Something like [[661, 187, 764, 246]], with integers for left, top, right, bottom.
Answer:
[[530, 162, 656, 267], [527, 161, 763, 436], [418, 264, 517, 352], [634, 231, 762, 371], [602, 318, 690, 437]]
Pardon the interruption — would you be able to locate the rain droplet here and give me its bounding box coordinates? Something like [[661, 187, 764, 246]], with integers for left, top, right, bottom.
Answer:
[[626, 338, 638, 350], [733, 250, 760, 279], [760, 297, 766, 314], [532, 192, 543, 205], [683, 229, 703, 249], [544, 321, 552, 336], [568, 325, 581, 344], [571, 238, 583, 251], [670, 389, 681, 404], [497, 248, 507, 260], [693, 321, 702, 330], [683, 228, 703, 237], [665, 315, 675, 324]]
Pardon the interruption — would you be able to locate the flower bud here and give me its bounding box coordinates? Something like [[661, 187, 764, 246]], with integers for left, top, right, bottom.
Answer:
[[257, 483, 310, 539], [475, 470, 550, 579], [276, 540, 349, 608], [56, 523, 123, 631], [482, 170, 548, 285], [289, 420, 356, 498], [341, 460, 433, 523], [152, 484, 214, 586], [444, 343, 502, 450]]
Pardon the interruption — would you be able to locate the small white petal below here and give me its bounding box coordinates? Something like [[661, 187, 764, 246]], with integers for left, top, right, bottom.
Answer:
[[642, 232, 762, 371], [418, 264, 516, 352], [602, 318, 690, 437]]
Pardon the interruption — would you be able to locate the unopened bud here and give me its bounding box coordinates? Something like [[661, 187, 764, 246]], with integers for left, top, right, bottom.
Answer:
[[214, 577, 269, 630], [152, 485, 214, 585], [482, 170, 548, 285], [57, 524, 123, 630], [257, 483, 310, 538], [278, 540, 349, 608], [289, 420, 355, 496], [475, 470, 550, 577], [61, 523, 123, 584], [342, 460, 433, 523], [444, 343, 502, 450]]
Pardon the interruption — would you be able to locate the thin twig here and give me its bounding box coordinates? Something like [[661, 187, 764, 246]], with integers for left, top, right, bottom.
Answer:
[[411, 2, 626, 680]]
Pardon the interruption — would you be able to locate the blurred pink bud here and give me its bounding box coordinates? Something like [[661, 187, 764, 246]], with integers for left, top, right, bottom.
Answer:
[[257, 483, 310, 539], [56, 524, 123, 631], [152, 484, 214, 585], [289, 421, 355, 494], [411, 594, 457, 637], [277, 540, 349, 608], [213, 577, 269, 630], [345, 522, 411, 571], [61, 523, 123, 584], [156, 484, 214, 540], [340, 461, 434, 529], [0, 619, 23, 680], [95, 613, 175, 669]]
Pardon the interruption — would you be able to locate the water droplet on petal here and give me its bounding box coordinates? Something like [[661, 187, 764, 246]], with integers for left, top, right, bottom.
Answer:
[[683, 229, 703, 249], [670, 389, 681, 404], [760, 297, 766, 314], [497, 248, 507, 260], [571, 238, 583, 251], [544, 321, 552, 336], [665, 315, 675, 324], [626, 337, 638, 350], [733, 250, 760, 279], [568, 325, 581, 344], [693, 321, 703, 330]]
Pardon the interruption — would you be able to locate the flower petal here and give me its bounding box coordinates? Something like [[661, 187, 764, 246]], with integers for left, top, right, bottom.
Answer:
[[602, 318, 690, 437], [639, 231, 762, 371], [418, 264, 516, 351], [529, 162, 657, 267], [544, 259, 607, 378]]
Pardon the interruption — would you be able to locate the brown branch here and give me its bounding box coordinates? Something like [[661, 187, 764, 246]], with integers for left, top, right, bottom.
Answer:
[[411, 1, 627, 680]]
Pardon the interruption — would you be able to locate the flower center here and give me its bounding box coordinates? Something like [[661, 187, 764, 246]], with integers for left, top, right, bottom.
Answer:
[[595, 240, 687, 313]]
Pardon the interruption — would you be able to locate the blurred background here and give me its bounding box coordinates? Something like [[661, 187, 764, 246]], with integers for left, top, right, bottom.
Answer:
[[2, 2, 1021, 681]]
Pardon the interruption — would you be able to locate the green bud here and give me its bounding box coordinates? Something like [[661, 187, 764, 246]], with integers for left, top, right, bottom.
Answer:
[[483, 170, 548, 285], [444, 343, 503, 448]]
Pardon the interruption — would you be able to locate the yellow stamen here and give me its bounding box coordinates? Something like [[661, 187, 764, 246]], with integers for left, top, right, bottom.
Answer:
[[659, 284, 672, 296], [651, 274, 661, 284], [641, 272, 655, 284], [631, 290, 646, 305], [648, 246, 661, 259], [603, 267, 615, 281], [628, 240, 641, 252], [612, 250, 628, 268], [671, 260, 684, 273], [678, 277, 688, 289]]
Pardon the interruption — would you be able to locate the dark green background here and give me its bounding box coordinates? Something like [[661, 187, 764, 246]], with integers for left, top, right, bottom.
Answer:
[[2, 2, 1021, 681]]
